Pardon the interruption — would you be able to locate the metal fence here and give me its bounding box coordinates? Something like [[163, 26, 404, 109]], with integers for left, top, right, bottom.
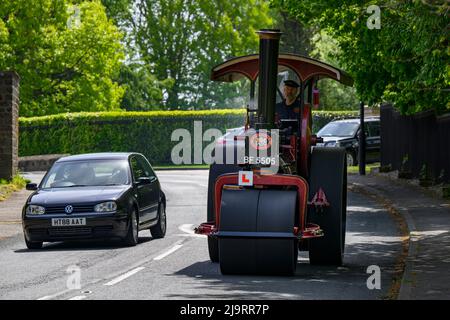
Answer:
[[380, 104, 450, 183]]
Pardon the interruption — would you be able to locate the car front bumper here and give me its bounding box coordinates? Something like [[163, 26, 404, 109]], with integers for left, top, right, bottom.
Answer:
[[22, 212, 129, 242]]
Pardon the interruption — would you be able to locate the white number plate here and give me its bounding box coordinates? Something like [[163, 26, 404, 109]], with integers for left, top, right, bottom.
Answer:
[[242, 156, 276, 165], [51, 218, 86, 227]]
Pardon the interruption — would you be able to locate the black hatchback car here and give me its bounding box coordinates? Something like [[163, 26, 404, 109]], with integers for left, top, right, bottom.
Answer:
[[316, 117, 381, 166], [22, 153, 166, 249]]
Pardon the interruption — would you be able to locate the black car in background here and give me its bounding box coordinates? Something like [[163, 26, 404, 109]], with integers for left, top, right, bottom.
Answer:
[[316, 117, 381, 166], [22, 153, 166, 249]]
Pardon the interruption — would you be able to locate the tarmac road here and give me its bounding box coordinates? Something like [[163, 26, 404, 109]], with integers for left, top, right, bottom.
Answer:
[[0, 170, 403, 300]]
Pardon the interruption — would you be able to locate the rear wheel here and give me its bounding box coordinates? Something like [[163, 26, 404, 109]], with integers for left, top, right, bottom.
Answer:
[[308, 147, 347, 265], [123, 208, 139, 246], [207, 236, 219, 263], [25, 237, 43, 250]]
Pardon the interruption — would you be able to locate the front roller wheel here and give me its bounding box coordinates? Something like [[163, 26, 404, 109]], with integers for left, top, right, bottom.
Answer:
[[218, 189, 298, 276], [308, 147, 347, 265]]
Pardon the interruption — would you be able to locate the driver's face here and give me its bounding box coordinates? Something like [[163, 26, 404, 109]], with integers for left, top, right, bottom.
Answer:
[[284, 86, 298, 100]]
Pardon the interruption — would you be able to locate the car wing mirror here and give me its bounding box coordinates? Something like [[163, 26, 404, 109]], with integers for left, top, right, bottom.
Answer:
[[26, 183, 38, 191], [137, 177, 151, 185]]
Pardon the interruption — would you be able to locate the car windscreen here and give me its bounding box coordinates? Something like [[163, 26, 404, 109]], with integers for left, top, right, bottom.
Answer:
[[317, 122, 360, 137], [40, 159, 131, 188]]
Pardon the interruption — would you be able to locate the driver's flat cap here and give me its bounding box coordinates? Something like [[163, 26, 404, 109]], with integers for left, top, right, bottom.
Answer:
[[283, 79, 300, 88]]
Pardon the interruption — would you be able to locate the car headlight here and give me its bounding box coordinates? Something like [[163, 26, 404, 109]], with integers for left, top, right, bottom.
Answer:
[[94, 201, 117, 212], [26, 205, 45, 215], [325, 141, 336, 147]]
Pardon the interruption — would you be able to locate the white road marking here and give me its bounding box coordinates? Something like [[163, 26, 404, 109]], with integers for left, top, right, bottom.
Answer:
[[178, 224, 204, 238], [153, 242, 184, 261], [68, 295, 87, 300], [104, 267, 145, 286], [37, 295, 53, 300]]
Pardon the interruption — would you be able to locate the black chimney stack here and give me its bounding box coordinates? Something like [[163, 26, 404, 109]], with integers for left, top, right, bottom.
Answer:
[[256, 29, 282, 129]]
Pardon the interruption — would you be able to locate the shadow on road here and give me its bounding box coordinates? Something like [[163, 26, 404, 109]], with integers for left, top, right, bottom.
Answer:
[[165, 239, 403, 300], [13, 236, 154, 253], [164, 192, 404, 299]]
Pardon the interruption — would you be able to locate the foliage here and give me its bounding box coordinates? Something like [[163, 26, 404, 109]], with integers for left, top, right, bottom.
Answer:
[[272, 0, 449, 114], [0, 0, 125, 116], [311, 31, 360, 110], [272, 9, 315, 56], [19, 110, 246, 165], [117, 63, 174, 111], [0, 175, 28, 201], [128, 0, 273, 109], [19, 109, 358, 164], [101, 0, 132, 25]]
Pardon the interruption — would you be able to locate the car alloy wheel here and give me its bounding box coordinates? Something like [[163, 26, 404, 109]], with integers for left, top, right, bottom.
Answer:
[[346, 152, 355, 166], [131, 210, 138, 243], [159, 204, 166, 234]]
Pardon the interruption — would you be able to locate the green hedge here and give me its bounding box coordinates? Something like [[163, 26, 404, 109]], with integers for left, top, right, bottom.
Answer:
[[19, 109, 358, 165]]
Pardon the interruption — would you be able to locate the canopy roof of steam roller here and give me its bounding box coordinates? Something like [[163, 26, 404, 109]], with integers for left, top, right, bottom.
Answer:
[[211, 53, 354, 87]]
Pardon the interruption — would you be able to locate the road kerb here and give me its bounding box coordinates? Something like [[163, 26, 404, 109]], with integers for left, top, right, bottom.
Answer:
[[348, 182, 411, 300]]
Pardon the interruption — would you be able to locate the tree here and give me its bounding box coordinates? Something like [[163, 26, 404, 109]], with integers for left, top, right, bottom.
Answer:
[[130, 0, 273, 109], [271, 11, 359, 110], [101, 0, 132, 25], [272, 0, 449, 114], [311, 30, 359, 110], [118, 63, 174, 111], [0, 0, 125, 116], [273, 10, 315, 56]]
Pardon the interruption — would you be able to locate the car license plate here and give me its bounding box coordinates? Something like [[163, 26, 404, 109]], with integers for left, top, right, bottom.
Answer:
[[51, 218, 86, 226]]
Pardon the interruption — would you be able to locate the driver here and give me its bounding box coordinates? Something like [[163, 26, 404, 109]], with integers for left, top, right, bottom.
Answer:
[[66, 164, 94, 185], [275, 79, 300, 122]]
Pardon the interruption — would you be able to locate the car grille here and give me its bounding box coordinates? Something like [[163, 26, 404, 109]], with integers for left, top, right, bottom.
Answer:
[[29, 226, 114, 238], [94, 226, 114, 233], [44, 205, 94, 214], [48, 227, 92, 237]]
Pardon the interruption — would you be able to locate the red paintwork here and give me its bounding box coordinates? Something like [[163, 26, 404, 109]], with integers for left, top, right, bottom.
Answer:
[[211, 54, 353, 86], [214, 173, 308, 231], [313, 87, 320, 107], [310, 135, 323, 145], [194, 173, 324, 240], [308, 187, 330, 210], [299, 103, 312, 178]]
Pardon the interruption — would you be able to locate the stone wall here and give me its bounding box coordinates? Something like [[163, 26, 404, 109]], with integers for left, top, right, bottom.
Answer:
[[0, 72, 20, 180], [18, 154, 70, 172]]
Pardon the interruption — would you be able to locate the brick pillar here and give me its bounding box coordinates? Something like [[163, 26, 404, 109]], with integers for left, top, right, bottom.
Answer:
[[0, 71, 20, 180]]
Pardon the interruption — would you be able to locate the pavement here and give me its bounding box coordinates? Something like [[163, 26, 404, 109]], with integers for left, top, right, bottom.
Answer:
[[349, 173, 450, 300], [0, 169, 445, 300]]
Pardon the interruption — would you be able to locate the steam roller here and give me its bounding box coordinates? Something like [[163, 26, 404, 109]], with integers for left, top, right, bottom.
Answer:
[[195, 29, 353, 275]]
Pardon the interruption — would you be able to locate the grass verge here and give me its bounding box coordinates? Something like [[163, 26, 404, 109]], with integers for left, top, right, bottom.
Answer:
[[0, 175, 30, 201], [347, 162, 380, 174]]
